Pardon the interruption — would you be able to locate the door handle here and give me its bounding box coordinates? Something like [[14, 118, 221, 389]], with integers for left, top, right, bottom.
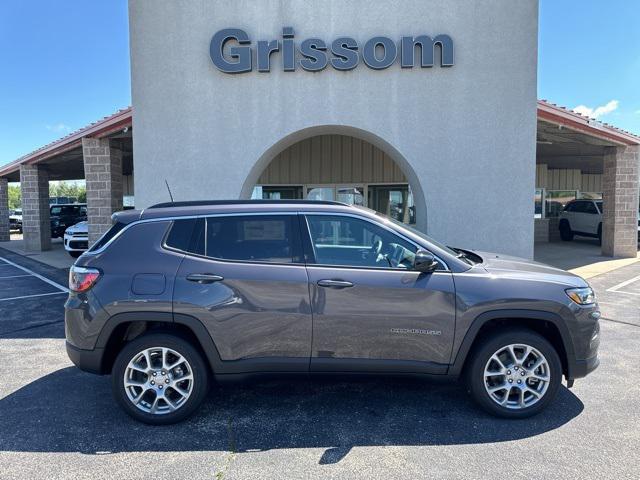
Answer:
[[317, 279, 354, 289], [186, 273, 224, 284]]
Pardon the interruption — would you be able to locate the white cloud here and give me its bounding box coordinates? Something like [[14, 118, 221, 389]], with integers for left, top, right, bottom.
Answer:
[[573, 100, 619, 119], [45, 123, 72, 133]]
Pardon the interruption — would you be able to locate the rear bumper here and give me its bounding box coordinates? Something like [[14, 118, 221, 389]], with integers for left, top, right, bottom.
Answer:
[[66, 341, 105, 375]]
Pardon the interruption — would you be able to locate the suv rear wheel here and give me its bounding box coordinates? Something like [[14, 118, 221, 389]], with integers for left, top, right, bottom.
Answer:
[[467, 329, 562, 418], [111, 333, 209, 425]]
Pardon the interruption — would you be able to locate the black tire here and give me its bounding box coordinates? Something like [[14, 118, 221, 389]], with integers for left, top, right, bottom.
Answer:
[[597, 223, 602, 246], [68, 251, 82, 258], [466, 328, 562, 419], [559, 220, 573, 241], [111, 332, 210, 425]]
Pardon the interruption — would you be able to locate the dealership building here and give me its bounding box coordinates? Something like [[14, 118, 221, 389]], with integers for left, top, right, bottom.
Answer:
[[0, 0, 638, 259]]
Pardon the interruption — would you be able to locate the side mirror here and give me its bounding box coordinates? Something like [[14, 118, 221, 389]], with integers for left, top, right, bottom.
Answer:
[[414, 250, 438, 273]]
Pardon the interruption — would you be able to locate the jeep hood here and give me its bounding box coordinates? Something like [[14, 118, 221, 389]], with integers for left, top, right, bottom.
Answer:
[[473, 250, 588, 288]]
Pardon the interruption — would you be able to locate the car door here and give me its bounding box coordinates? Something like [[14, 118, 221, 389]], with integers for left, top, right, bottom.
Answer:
[[571, 201, 590, 233], [302, 213, 456, 374], [172, 214, 312, 372]]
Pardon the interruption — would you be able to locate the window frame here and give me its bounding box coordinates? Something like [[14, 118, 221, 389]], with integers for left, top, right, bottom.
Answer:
[[301, 212, 449, 272]]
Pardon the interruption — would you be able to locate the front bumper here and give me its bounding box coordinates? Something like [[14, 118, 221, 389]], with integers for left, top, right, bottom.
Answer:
[[66, 341, 105, 375], [570, 355, 600, 379], [63, 233, 88, 251]]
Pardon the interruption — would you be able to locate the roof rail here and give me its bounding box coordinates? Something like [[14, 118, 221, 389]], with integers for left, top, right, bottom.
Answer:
[[148, 199, 347, 209]]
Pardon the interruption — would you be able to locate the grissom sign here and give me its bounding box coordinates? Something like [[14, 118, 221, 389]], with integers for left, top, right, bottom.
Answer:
[[210, 27, 454, 73]]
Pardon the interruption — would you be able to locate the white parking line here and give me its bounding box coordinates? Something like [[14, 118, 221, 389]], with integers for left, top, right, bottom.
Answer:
[[0, 257, 68, 292], [0, 274, 33, 279], [607, 274, 640, 295], [0, 291, 68, 302]]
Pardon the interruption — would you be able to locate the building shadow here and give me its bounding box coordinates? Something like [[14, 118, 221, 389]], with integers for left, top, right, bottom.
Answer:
[[0, 367, 584, 463]]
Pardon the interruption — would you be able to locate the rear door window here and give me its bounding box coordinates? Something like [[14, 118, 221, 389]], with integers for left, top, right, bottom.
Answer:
[[584, 202, 598, 214], [189, 215, 302, 263]]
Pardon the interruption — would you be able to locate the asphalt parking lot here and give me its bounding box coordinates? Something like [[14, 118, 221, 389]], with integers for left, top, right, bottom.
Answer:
[[1, 248, 639, 480]]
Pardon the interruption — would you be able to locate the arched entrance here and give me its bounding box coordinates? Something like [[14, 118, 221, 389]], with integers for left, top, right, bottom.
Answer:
[[240, 127, 427, 229]]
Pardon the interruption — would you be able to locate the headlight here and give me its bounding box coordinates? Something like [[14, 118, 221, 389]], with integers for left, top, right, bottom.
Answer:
[[566, 287, 596, 305]]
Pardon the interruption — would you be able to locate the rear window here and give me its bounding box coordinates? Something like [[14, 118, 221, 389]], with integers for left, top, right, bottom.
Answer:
[[187, 215, 302, 263], [164, 219, 197, 252], [89, 222, 127, 252]]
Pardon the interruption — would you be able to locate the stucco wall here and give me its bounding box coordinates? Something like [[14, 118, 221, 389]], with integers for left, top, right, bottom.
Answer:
[[129, 0, 539, 257]]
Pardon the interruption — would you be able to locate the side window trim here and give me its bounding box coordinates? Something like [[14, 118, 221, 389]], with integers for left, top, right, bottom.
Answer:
[[301, 212, 449, 272]]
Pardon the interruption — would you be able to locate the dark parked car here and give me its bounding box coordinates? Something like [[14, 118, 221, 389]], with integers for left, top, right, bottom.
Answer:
[[9, 209, 22, 232], [50, 203, 87, 238], [65, 200, 600, 424]]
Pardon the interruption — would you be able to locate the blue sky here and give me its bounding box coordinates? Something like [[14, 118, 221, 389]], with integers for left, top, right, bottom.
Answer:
[[1, 0, 639, 166]]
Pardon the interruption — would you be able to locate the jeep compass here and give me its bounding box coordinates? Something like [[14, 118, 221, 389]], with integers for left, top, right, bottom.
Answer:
[[65, 200, 600, 424]]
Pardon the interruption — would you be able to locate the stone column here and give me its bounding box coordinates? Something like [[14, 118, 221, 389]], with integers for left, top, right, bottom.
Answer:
[[0, 178, 10, 242], [602, 145, 639, 258], [20, 164, 51, 251], [82, 138, 123, 246]]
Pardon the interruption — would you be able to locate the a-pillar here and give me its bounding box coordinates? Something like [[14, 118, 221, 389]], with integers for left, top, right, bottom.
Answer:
[[82, 138, 123, 246], [602, 145, 639, 258], [20, 164, 51, 251]]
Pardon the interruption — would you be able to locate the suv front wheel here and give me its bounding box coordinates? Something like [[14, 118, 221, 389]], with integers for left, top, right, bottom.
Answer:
[[111, 333, 209, 425], [559, 220, 574, 241], [467, 329, 562, 418]]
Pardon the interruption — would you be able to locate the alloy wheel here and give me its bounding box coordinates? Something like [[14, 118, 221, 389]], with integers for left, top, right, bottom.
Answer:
[[123, 346, 194, 415], [483, 343, 550, 410]]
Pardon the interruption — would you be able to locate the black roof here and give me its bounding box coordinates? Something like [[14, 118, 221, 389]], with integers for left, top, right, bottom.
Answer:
[[148, 199, 346, 209]]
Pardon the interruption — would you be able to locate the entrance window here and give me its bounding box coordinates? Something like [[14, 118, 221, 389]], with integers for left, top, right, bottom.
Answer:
[[534, 188, 544, 218], [545, 190, 578, 217], [368, 185, 415, 224], [252, 186, 303, 200], [336, 186, 364, 206], [253, 183, 416, 224], [306, 187, 335, 202]]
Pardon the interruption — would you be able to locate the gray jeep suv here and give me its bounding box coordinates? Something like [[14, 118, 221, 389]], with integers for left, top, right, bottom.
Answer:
[[65, 200, 600, 424]]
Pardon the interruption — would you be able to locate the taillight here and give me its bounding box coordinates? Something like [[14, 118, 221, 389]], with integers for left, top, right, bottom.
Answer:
[[69, 265, 101, 293]]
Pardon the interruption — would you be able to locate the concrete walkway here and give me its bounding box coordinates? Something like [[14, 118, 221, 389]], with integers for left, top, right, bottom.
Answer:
[[0, 237, 74, 270], [534, 238, 640, 279]]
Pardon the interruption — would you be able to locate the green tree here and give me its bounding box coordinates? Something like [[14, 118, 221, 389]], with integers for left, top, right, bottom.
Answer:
[[8, 185, 20, 210], [49, 181, 86, 203]]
